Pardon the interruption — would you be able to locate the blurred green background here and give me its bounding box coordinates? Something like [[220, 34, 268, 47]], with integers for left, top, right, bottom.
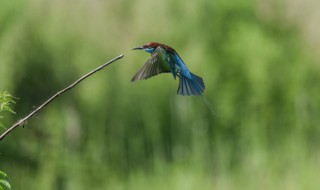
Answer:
[[1, 0, 320, 189]]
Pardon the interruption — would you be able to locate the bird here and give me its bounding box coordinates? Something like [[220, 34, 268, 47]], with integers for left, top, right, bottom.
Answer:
[[131, 42, 205, 96]]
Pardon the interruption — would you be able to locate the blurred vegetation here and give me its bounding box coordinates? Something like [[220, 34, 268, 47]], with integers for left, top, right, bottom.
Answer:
[[1, 0, 320, 189], [0, 170, 11, 190], [0, 92, 14, 190], [0, 91, 16, 128]]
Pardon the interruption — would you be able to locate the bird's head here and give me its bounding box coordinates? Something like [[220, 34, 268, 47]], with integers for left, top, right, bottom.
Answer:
[[132, 42, 161, 54]]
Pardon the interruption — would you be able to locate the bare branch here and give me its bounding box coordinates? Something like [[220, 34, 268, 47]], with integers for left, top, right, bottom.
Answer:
[[0, 54, 124, 141]]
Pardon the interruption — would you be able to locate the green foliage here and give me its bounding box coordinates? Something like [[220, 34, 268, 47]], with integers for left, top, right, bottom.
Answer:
[[0, 0, 320, 189], [0, 91, 16, 128], [0, 91, 16, 114], [0, 92, 14, 189], [0, 171, 11, 190]]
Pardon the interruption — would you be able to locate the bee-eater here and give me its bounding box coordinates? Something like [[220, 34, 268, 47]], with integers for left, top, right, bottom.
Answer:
[[132, 42, 205, 96]]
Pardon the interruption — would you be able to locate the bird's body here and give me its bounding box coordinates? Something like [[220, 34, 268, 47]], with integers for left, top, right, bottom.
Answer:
[[132, 42, 205, 96]]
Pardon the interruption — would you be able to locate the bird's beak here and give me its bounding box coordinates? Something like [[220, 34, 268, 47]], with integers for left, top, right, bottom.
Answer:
[[132, 46, 144, 50]]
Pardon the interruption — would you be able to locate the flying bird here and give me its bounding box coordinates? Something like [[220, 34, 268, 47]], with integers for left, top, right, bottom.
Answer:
[[132, 42, 205, 96]]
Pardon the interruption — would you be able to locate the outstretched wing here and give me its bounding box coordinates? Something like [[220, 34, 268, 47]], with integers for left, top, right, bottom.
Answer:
[[131, 46, 171, 81]]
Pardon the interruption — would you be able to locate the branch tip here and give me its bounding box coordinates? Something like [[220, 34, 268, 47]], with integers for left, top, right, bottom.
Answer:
[[0, 54, 124, 141]]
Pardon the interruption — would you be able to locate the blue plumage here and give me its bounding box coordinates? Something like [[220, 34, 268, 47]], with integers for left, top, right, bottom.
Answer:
[[132, 42, 205, 96]]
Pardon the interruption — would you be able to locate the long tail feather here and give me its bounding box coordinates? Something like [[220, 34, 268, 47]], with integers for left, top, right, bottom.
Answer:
[[177, 73, 205, 96], [201, 95, 215, 114]]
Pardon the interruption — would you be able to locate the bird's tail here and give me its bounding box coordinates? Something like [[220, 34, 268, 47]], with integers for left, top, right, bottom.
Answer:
[[177, 72, 205, 96]]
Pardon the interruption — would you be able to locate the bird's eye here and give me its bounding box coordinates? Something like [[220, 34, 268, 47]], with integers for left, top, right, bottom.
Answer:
[[144, 47, 155, 53]]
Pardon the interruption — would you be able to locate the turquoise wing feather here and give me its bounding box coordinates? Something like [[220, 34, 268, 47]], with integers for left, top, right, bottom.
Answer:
[[131, 46, 171, 81]]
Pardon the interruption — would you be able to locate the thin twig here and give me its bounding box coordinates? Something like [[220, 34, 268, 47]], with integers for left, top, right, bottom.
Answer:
[[0, 54, 124, 141]]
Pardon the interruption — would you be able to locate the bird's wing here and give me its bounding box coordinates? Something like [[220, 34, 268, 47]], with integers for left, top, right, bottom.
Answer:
[[131, 46, 171, 81]]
